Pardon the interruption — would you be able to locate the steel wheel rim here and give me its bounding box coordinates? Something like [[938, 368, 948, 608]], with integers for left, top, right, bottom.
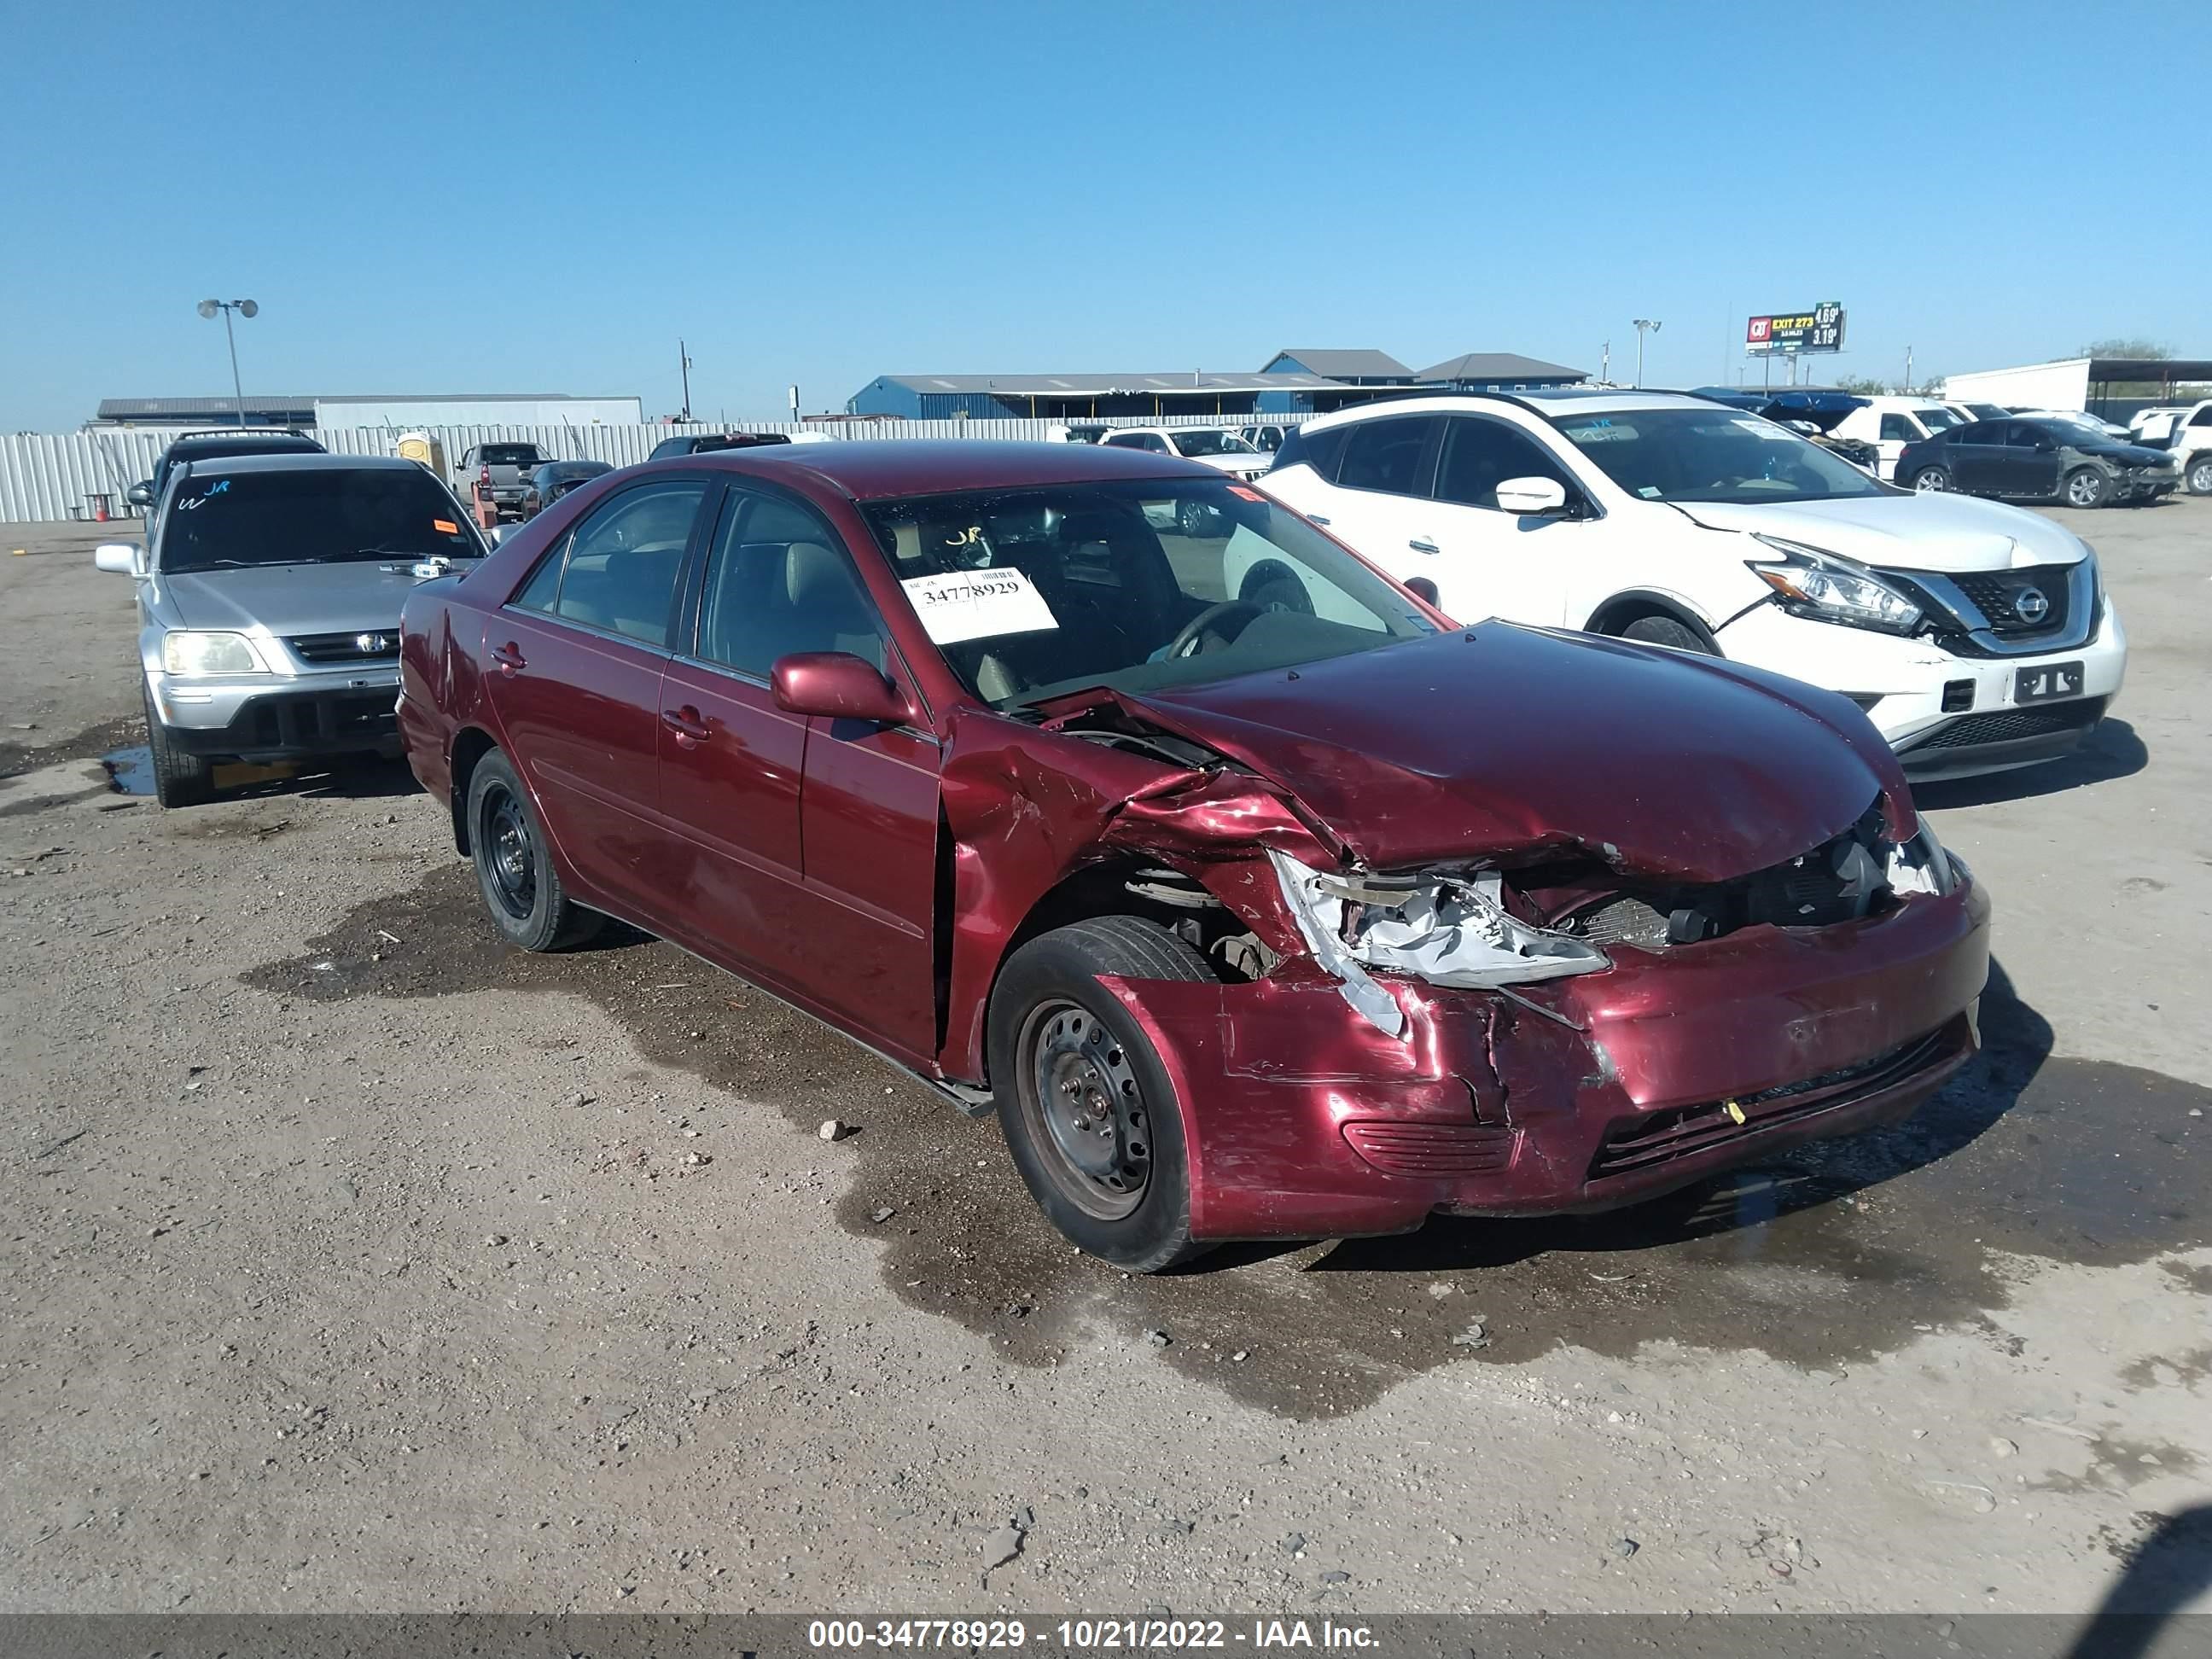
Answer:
[[2068, 473, 2101, 506], [1916, 470, 1947, 492], [1017, 998, 1149, 1220], [480, 783, 537, 920]]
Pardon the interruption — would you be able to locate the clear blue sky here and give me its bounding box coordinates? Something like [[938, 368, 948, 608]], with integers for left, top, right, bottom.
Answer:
[[3, 0, 2204, 430]]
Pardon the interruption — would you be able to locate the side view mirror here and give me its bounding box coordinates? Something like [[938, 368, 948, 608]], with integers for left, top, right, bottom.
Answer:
[[125, 481, 154, 508], [771, 651, 910, 725], [1495, 476, 1569, 516], [1403, 575, 1441, 607], [94, 542, 143, 575]]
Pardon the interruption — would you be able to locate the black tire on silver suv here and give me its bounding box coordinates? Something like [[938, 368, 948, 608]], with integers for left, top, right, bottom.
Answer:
[[466, 748, 602, 952], [142, 682, 213, 808]]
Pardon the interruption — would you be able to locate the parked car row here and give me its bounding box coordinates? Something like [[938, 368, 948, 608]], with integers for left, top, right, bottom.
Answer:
[[90, 401, 2150, 1272]]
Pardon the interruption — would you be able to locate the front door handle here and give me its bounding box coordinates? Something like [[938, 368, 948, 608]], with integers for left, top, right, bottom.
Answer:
[[1408, 538, 1441, 555], [661, 706, 711, 748], [1307, 513, 1331, 525], [490, 642, 526, 675]]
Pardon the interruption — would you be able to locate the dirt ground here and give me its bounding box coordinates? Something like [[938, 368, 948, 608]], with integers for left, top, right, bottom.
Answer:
[[0, 504, 2205, 1619]]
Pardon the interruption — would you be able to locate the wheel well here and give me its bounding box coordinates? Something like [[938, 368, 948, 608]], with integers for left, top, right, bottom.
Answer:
[[1583, 593, 1720, 649], [447, 726, 498, 853]]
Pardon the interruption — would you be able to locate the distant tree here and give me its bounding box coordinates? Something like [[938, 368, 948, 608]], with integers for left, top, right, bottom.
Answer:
[[2079, 337, 2172, 360], [2079, 338, 2181, 398], [1837, 374, 1890, 394]]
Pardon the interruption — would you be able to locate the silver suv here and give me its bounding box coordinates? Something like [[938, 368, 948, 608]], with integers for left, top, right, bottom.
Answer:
[[95, 453, 486, 806]]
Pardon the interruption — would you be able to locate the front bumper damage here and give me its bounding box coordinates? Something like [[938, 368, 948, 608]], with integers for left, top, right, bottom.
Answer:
[[1102, 873, 1987, 1241], [936, 689, 1991, 1245]]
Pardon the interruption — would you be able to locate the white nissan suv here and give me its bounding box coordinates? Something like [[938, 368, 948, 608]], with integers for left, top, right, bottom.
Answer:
[[1258, 392, 2127, 781]]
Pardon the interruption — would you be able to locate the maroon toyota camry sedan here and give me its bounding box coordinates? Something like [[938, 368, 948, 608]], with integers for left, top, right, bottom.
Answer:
[[397, 440, 1990, 1271]]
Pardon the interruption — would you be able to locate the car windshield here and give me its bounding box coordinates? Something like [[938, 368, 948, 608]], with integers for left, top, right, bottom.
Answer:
[[1168, 430, 1259, 457], [1547, 409, 1888, 504], [159, 469, 485, 573], [479, 444, 543, 466], [861, 478, 1435, 712]]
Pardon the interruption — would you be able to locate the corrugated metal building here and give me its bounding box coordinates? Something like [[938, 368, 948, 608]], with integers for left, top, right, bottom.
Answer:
[[845, 370, 1381, 422], [90, 392, 644, 430], [848, 348, 1587, 419]]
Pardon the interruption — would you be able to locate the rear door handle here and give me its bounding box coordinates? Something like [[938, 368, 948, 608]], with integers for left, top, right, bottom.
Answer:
[[1307, 513, 1331, 525], [661, 706, 711, 748], [1408, 538, 1441, 555], [490, 642, 526, 674]]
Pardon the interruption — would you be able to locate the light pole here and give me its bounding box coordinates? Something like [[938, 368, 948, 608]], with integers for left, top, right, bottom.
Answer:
[[678, 339, 695, 422], [197, 299, 259, 424], [1632, 318, 1662, 387]]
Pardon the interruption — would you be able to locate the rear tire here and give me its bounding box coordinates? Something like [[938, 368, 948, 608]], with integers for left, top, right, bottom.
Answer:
[[465, 748, 602, 952], [1911, 465, 1951, 492], [1175, 498, 1218, 538], [988, 917, 1217, 1272], [2063, 466, 2109, 509], [142, 684, 213, 808], [1618, 614, 1712, 654], [2188, 457, 2212, 495]]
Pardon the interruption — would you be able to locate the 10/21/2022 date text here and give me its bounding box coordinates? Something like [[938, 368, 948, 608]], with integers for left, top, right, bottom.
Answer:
[[806, 1618, 1379, 1649]]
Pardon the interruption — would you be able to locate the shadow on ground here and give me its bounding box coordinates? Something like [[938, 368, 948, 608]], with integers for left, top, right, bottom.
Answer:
[[1916, 718, 2148, 811], [243, 863, 2211, 1417]]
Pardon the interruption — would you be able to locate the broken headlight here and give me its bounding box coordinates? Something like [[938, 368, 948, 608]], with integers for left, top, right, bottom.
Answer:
[[1269, 849, 1609, 1033], [1748, 537, 1923, 637], [1885, 823, 1959, 897]]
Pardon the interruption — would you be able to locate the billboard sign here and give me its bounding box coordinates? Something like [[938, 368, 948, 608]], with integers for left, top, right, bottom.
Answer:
[[1746, 302, 1845, 355]]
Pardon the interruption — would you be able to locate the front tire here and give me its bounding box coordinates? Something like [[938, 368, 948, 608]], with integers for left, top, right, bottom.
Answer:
[[466, 748, 602, 952], [2063, 466, 2109, 509], [1175, 498, 1218, 538], [2188, 457, 2212, 495], [1911, 465, 1951, 492], [1618, 614, 1712, 653], [988, 917, 1216, 1272], [143, 684, 213, 808]]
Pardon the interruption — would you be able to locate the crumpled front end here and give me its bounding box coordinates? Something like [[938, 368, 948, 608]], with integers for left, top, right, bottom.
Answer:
[[940, 691, 1989, 1243]]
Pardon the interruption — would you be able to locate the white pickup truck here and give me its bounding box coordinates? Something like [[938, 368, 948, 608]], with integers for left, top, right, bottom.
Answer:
[[453, 441, 550, 520]]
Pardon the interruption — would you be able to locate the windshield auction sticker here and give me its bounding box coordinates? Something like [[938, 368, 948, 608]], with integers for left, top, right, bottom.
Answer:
[[901, 567, 1059, 645]]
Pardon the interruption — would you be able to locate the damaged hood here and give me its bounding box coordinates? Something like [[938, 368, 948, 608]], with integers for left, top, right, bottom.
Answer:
[[1675, 494, 2087, 573], [1103, 624, 1906, 882]]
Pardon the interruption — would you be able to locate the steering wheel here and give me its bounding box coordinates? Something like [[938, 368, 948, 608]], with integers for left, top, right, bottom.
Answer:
[[1163, 599, 1264, 660]]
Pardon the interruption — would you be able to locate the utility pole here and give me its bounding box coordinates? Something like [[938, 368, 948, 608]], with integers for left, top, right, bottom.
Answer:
[[678, 339, 695, 422], [1632, 319, 1662, 387], [1903, 346, 1914, 395], [1600, 341, 1610, 384]]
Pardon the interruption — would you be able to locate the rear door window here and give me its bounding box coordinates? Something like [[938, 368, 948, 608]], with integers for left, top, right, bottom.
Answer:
[[543, 480, 707, 646], [1335, 416, 1438, 496]]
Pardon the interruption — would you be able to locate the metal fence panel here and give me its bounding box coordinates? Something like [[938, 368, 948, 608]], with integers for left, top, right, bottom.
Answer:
[[0, 413, 1311, 523]]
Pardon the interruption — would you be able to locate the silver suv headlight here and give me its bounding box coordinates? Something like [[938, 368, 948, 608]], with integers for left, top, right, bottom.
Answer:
[[161, 631, 269, 676], [1748, 536, 1924, 636]]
